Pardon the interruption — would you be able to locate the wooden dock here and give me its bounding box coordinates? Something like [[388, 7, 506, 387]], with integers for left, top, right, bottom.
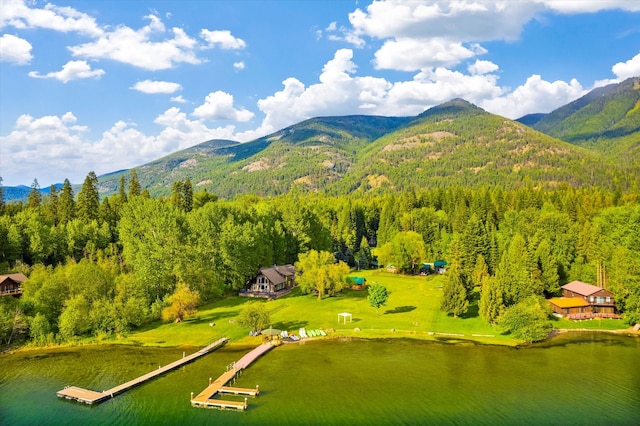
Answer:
[[57, 338, 228, 404], [190, 343, 273, 411]]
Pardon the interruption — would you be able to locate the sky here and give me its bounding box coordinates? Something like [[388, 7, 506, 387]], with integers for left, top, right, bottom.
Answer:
[[1, 0, 639, 187]]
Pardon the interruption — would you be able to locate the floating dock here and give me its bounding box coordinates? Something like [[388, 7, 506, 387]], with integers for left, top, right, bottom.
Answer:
[[190, 343, 273, 411], [57, 338, 229, 404]]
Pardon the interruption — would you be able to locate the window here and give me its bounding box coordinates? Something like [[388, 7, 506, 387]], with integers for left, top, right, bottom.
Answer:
[[596, 297, 604, 304]]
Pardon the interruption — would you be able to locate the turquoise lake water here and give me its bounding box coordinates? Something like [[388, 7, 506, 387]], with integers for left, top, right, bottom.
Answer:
[[1, 332, 639, 425]]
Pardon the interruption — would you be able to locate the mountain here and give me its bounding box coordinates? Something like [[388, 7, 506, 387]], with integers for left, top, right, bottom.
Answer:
[[2, 183, 63, 203], [96, 99, 633, 199], [4, 94, 637, 202], [522, 77, 640, 168], [326, 99, 628, 194], [95, 117, 411, 198]]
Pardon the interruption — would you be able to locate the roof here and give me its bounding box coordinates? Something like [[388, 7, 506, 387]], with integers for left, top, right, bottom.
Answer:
[[434, 260, 448, 267], [0, 273, 28, 285], [274, 264, 295, 277], [260, 268, 286, 285], [562, 281, 604, 296], [548, 297, 590, 308], [259, 264, 295, 285]]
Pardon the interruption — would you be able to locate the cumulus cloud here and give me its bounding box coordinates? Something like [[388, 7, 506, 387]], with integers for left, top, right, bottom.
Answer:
[[68, 14, 201, 70], [0, 109, 238, 185], [468, 59, 500, 75], [480, 74, 585, 119], [537, 0, 640, 13], [200, 29, 246, 49], [171, 95, 187, 103], [233, 61, 245, 71], [0, 0, 103, 37], [0, 33, 32, 64], [192, 91, 254, 122], [130, 79, 182, 94], [375, 38, 486, 71], [28, 60, 105, 83], [594, 52, 640, 87], [611, 52, 640, 80]]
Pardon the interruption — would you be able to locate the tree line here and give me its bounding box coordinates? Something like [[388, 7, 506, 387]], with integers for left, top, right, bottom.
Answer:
[[0, 170, 639, 345]]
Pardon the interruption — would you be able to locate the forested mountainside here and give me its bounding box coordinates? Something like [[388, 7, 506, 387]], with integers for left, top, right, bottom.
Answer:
[[94, 116, 411, 198], [94, 97, 637, 199], [4, 78, 639, 202], [522, 77, 640, 170]]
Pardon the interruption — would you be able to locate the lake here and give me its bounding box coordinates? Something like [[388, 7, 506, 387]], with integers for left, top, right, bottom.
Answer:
[[1, 332, 638, 425]]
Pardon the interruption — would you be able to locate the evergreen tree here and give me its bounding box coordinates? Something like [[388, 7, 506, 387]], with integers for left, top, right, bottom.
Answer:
[[118, 175, 128, 204], [128, 169, 141, 198], [440, 260, 469, 317], [77, 171, 100, 222], [182, 178, 193, 213], [479, 276, 504, 325], [27, 179, 42, 209], [58, 179, 76, 225], [44, 184, 59, 225]]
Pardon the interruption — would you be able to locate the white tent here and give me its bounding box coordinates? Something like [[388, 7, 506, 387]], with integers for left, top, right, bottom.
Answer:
[[338, 312, 353, 323]]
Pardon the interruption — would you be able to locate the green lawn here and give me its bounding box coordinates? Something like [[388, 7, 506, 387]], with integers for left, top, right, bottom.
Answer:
[[114, 270, 631, 349]]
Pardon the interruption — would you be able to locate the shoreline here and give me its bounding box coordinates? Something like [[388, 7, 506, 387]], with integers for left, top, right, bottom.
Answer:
[[3, 326, 638, 355]]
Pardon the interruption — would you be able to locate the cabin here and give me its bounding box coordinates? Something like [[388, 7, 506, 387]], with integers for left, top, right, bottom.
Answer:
[[548, 281, 619, 320], [0, 273, 27, 297], [239, 264, 296, 300]]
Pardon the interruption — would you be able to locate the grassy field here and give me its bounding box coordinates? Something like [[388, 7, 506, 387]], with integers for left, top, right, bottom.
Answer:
[[113, 270, 610, 349]]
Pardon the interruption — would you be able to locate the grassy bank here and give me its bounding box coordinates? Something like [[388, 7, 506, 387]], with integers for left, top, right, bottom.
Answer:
[[115, 271, 522, 348]]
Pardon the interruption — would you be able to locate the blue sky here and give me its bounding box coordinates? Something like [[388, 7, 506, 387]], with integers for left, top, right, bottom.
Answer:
[[1, 0, 639, 187]]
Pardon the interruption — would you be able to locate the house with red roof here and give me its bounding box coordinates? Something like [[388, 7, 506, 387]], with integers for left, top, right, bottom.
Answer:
[[548, 281, 619, 320], [240, 265, 296, 300]]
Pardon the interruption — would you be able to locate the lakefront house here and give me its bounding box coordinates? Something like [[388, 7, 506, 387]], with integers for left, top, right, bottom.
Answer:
[[548, 280, 619, 320], [239, 264, 296, 299], [0, 273, 27, 297]]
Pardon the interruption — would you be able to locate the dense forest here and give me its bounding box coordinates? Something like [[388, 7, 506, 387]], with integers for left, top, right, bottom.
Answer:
[[1, 169, 639, 346]]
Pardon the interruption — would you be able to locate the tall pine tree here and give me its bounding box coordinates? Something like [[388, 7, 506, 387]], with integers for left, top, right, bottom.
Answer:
[[77, 171, 100, 222]]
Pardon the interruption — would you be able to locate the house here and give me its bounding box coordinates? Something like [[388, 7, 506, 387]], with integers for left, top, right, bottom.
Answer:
[[0, 273, 27, 297], [239, 264, 296, 299], [548, 281, 619, 320]]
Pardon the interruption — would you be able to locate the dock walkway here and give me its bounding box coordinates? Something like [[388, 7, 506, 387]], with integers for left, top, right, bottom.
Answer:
[[57, 338, 228, 404], [190, 343, 273, 411]]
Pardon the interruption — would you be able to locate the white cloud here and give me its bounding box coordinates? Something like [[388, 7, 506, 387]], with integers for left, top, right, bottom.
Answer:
[[0, 33, 32, 64], [200, 29, 246, 49], [611, 52, 640, 80], [468, 59, 499, 76], [0, 0, 103, 37], [374, 38, 485, 71], [130, 79, 182, 94], [171, 95, 187, 103], [0, 109, 238, 185], [348, 1, 537, 42], [537, 0, 640, 13], [233, 61, 245, 71], [68, 14, 201, 70], [480, 74, 585, 119], [28, 60, 105, 83], [192, 91, 255, 122]]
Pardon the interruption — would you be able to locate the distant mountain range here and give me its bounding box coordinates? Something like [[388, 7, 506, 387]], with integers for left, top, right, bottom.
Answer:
[[3, 77, 639, 201]]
